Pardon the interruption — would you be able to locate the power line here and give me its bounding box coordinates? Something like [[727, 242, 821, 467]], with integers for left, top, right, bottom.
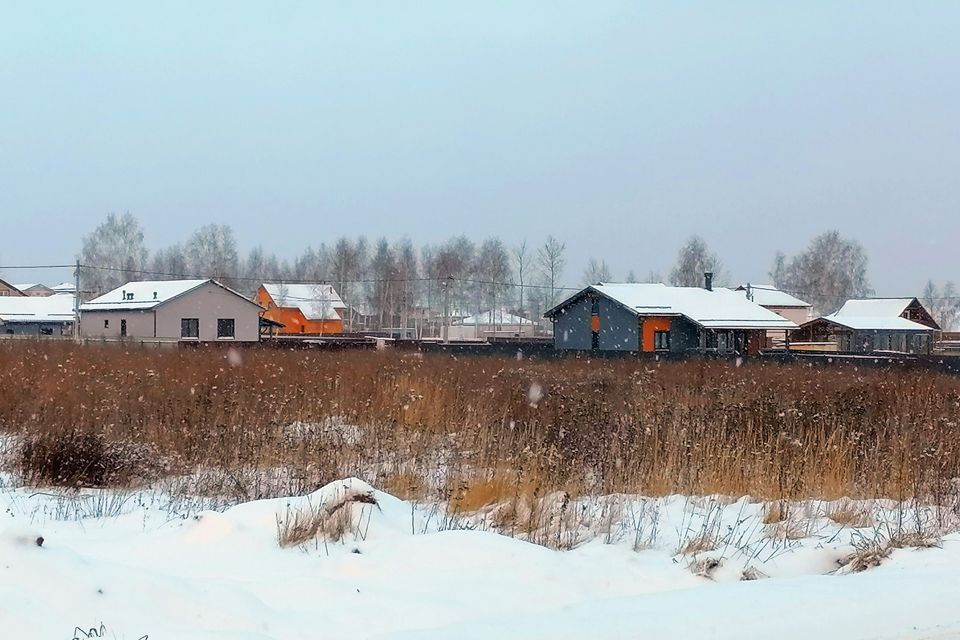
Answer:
[[5, 262, 960, 301]]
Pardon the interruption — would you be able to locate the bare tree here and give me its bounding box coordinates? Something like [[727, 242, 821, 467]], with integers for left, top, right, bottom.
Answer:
[[921, 280, 960, 331], [625, 270, 638, 283], [514, 240, 530, 328], [151, 243, 187, 281], [395, 238, 418, 337], [79, 212, 149, 295], [582, 258, 612, 285], [771, 230, 871, 315], [184, 224, 240, 288], [537, 236, 566, 306], [668, 235, 725, 288], [331, 237, 369, 329], [368, 238, 398, 331], [475, 237, 511, 319]]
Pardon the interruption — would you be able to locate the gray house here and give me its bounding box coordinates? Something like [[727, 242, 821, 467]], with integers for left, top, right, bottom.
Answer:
[[545, 280, 796, 355], [80, 279, 263, 343], [0, 294, 75, 336], [793, 298, 939, 354]]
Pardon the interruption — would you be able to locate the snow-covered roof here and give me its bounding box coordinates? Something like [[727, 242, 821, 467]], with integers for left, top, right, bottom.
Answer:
[[51, 282, 76, 293], [458, 309, 533, 326], [550, 283, 796, 330], [81, 279, 259, 311], [817, 315, 932, 332], [0, 294, 75, 323], [261, 283, 345, 320], [12, 283, 50, 292], [734, 285, 810, 308], [833, 298, 914, 318]]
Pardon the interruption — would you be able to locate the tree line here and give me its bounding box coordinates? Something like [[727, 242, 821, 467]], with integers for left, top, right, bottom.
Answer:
[[77, 213, 959, 330]]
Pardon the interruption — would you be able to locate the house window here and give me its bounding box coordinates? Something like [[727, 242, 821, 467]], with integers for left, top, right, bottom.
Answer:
[[104, 319, 109, 329], [40, 327, 53, 336], [654, 330, 670, 351], [181, 318, 199, 339], [120, 319, 127, 337], [217, 318, 235, 339]]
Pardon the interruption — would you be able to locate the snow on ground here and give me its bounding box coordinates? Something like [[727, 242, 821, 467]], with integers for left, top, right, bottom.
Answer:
[[1, 477, 959, 639]]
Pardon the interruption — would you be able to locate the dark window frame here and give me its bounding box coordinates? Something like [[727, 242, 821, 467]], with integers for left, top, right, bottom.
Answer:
[[654, 330, 671, 351], [181, 318, 200, 339], [217, 318, 236, 339]]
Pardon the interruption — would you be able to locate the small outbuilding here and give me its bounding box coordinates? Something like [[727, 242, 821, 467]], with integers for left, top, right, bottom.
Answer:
[[545, 278, 796, 355], [256, 283, 345, 334], [80, 279, 263, 343], [793, 298, 939, 355], [446, 309, 535, 341], [0, 294, 75, 336]]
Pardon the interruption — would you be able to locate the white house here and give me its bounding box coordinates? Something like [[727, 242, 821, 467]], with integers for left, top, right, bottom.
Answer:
[[80, 279, 263, 342]]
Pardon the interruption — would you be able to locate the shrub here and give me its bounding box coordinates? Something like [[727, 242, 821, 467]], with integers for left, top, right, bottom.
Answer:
[[18, 430, 159, 488]]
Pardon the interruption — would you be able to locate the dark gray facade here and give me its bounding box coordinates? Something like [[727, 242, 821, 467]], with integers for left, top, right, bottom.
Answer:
[[794, 319, 933, 355], [552, 295, 594, 350], [552, 293, 640, 351], [1, 321, 71, 337]]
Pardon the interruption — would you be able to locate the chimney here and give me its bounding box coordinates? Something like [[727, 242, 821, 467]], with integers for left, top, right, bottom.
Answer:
[[704, 272, 713, 292], [153, 291, 158, 300], [121, 289, 126, 300]]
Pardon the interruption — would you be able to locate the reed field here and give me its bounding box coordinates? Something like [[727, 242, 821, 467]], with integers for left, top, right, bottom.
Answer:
[[1, 342, 958, 512]]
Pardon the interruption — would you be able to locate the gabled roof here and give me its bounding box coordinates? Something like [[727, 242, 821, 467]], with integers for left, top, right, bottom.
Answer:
[[804, 297, 940, 332], [813, 315, 933, 332], [0, 294, 75, 323], [0, 278, 25, 296], [12, 283, 53, 294], [458, 309, 533, 326], [51, 282, 77, 293], [833, 298, 914, 318], [547, 283, 796, 330], [734, 284, 810, 308], [81, 279, 261, 311], [261, 283, 345, 320]]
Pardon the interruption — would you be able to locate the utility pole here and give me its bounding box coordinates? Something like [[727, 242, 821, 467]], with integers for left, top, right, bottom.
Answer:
[[442, 276, 451, 343], [73, 259, 81, 343]]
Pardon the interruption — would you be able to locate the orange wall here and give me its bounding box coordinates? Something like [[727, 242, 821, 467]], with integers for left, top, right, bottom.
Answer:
[[256, 287, 344, 335], [641, 317, 672, 352]]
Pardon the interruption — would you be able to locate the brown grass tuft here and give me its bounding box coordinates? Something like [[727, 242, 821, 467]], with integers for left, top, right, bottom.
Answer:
[[18, 430, 159, 488]]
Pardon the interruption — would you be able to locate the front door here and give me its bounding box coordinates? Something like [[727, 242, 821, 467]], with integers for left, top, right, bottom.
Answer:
[[120, 319, 127, 337]]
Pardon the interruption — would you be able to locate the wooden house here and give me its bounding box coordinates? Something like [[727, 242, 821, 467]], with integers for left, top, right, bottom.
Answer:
[[256, 284, 345, 335], [792, 298, 939, 355]]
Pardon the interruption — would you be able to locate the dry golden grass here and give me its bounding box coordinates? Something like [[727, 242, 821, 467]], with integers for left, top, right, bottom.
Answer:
[[825, 500, 875, 528], [762, 501, 788, 524], [379, 468, 426, 501], [679, 533, 717, 555], [2, 342, 960, 509], [276, 490, 379, 548]]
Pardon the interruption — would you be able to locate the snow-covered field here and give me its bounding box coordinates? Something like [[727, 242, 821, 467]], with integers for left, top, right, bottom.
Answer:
[[2, 477, 960, 639]]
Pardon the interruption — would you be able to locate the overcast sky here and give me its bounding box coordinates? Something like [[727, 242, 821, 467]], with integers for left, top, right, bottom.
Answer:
[[2, 2, 958, 294]]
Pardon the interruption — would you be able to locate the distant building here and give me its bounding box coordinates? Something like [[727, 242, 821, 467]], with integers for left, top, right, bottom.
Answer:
[[734, 284, 812, 325], [51, 282, 77, 295], [12, 283, 55, 297], [256, 283, 345, 334], [793, 298, 939, 354], [0, 294, 75, 336], [0, 279, 26, 297], [447, 309, 535, 341], [80, 279, 263, 342], [545, 277, 796, 354], [734, 284, 813, 348]]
